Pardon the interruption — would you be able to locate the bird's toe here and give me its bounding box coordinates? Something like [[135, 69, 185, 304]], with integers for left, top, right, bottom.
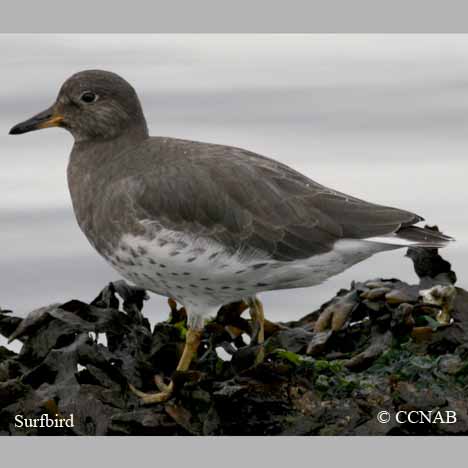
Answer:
[[128, 381, 174, 405]]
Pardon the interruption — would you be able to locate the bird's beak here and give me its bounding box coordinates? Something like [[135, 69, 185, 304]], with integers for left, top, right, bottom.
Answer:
[[9, 106, 64, 135]]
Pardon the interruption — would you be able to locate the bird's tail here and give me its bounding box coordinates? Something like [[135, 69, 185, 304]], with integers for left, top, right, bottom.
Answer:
[[395, 225, 454, 248], [366, 225, 454, 249]]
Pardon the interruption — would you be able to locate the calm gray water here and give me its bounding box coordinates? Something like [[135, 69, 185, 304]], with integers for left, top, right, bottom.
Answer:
[[1, 35, 467, 352]]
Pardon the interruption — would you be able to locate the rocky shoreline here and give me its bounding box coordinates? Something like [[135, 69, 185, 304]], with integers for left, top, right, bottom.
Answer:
[[1, 242, 467, 435]]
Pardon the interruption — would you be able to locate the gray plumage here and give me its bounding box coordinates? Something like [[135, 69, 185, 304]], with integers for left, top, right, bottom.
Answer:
[[10, 70, 453, 328], [70, 135, 423, 259]]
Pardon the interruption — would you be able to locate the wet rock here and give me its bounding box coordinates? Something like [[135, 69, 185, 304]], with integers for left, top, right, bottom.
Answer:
[[361, 300, 381, 313], [268, 328, 314, 354], [7, 304, 61, 343], [396, 381, 447, 409], [385, 287, 419, 305], [314, 291, 358, 333], [0, 379, 30, 406], [306, 331, 333, 356], [406, 234, 456, 285], [390, 303, 415, 336], [231, 343, 265, 372], [438, 354, 463, 375], [343, 331, 392, 371], [109, 408, 181, 435], [365, 280, 393, 289], [360, 287, 391, 301], [313, 306, 333, 332], [0, 309, 22, 341], [165, 402, 202, 435], [331, 303, 354, 332]]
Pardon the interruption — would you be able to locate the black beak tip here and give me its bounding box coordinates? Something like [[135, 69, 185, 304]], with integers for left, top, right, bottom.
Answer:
[[9, 124, 24, 135]]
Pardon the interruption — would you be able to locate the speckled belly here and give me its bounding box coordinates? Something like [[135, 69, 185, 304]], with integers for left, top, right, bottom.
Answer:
[[102, 229, 386, 310], [104, 230, 270, 307]]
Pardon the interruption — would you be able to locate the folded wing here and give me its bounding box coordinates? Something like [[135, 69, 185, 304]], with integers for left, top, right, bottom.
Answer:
[[115, 139, 433, 261]]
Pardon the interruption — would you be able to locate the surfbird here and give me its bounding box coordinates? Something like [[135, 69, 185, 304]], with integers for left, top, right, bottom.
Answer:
[[9, 70, 453, 403]]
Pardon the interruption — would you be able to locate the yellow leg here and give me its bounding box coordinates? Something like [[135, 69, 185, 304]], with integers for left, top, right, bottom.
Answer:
[[248, 297, 265, 365], [176, 328, 203, 371], [129, 328, 203, 404]]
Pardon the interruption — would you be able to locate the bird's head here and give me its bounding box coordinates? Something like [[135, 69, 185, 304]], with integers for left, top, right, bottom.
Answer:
[[9, 70, 148, 142]]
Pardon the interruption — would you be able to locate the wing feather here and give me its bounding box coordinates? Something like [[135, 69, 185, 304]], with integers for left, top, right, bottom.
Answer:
[[107, 138, 422, 261]]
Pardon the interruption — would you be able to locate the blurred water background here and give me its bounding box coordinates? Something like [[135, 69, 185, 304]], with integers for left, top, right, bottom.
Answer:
[[1, 35, 467, 351]]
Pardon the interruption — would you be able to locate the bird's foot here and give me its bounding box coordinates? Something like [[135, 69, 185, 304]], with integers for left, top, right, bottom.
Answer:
[[128, 328, 203, 405], [128, 378, 174, 405]]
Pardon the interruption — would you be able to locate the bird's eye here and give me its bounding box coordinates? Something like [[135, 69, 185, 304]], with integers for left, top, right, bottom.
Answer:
[[80, 91, 98, 103]]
